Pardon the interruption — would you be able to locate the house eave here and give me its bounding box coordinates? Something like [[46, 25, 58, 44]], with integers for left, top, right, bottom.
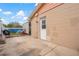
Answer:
[[28, 3, 44, 22]]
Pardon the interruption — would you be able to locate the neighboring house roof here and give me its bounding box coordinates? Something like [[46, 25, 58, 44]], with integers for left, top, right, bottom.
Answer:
[[28, 3, 44, 22]]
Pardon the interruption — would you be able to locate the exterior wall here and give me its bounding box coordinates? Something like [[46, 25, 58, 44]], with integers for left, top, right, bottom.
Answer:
[[31, 3, 61, 39], [45, 3, 79, 50], [31, 3, 79, 50], [47, 4, 79, 49], [34, 3, 62, 39], [31, 16, 39, 38]]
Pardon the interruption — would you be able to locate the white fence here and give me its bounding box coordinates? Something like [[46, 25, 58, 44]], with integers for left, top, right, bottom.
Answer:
[[23, 22, 29, 34]]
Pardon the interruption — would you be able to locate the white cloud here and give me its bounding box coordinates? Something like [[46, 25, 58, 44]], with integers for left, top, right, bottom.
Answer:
[[0, 9, 12, 15], [3, 11, 12, 15], [1, 18, 5, 22], [0, 18, 9, 24], [35, 3, 38, 6], [11, 10, 28, 24], [11, 10, 28, 20], [23, 16, 28, 20], [16, 10, 25, 17], [0, 9, 2, 12]]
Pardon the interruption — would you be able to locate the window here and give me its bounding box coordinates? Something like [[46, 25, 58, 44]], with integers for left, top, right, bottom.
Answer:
[[40, 16, 46, 29], [42, 20, 46, 29]]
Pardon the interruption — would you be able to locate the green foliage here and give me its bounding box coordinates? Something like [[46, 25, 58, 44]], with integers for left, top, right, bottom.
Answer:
[[3, 22, 22, 28], [3, 24, 7, 27]]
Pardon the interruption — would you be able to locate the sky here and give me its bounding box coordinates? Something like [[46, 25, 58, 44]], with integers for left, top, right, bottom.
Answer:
[[0, 3, 37, 25]]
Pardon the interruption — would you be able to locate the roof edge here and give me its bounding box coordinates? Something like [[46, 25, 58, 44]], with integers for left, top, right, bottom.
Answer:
[[28, 3, 44, 22]]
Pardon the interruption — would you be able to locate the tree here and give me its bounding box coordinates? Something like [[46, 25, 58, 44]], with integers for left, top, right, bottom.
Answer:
[[3, 24, 7, 27], [5, 22, 22, 28]]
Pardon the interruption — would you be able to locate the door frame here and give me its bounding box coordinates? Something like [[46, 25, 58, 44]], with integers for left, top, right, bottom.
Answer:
[[39, 16, 46, 40]]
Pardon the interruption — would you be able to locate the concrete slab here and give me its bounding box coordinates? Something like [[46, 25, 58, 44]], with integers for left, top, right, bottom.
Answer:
[[45, 51, 57, 56], [39, 41, 57, 56], [53, 45, 79, 56], [0, 36, 79, 56]]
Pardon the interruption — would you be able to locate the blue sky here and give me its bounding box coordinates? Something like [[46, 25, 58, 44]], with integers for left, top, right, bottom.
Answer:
[[0, 3, 37, 25]]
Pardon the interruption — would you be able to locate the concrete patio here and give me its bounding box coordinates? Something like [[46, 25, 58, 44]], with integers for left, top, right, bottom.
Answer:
[[0, 36, 79, 56]]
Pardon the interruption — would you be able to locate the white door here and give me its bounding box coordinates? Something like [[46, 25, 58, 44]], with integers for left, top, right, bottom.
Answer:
[[40, 16, 46, 40]]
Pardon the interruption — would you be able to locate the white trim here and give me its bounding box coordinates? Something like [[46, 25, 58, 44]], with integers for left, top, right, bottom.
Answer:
[[40, 16, 46, 40]]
